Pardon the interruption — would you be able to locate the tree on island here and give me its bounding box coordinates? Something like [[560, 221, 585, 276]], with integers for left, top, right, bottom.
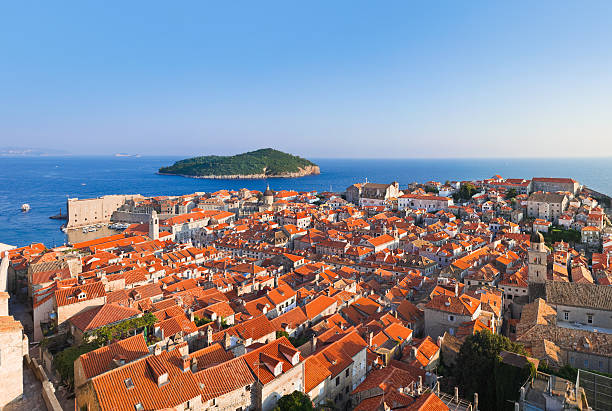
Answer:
[[273, 390, 314, 411], [452, 330, 531, 411]]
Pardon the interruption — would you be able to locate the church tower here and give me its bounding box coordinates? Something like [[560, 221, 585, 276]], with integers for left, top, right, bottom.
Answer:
[[263, 184, 274, 206], [149, 210, 159, 240], [528, 230, 547, 284]]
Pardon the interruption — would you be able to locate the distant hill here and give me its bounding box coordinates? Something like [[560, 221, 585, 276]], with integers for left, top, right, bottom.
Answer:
[[158, 148, 320, 179]]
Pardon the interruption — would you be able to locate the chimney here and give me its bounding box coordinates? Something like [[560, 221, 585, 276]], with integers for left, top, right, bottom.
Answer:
[[182, 354, 190, 372], [368, 331, 373, 346], [311, 335, 317, 351], [454, 282, 459, 297], [474, 393, 478, 411], [418, 376, 423, 394], [154, 343, 162, 356], [224, 332, 231, 350], [437, 335, 443, 347], [411, 347, 418, 359], [454, 387, 459, 403], [189, 311, 195, 323], [435, 381, 440, 395], [191, 356, 198, 373]]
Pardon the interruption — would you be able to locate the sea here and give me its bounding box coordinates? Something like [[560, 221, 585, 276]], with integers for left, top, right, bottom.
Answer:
[[1, 156, 611, 248]]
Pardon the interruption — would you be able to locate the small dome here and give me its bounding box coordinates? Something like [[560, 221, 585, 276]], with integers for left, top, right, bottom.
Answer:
[[263, 185, 274, 197], [530, 230, 544, 244]]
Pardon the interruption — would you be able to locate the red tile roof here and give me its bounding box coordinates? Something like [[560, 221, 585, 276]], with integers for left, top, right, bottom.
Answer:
[[91, 350, 202, 411], [78, 334, 149, 380], [69, 303, 141, 332]]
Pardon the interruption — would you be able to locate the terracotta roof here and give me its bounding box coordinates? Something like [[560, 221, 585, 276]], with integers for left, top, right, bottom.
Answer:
[[194, 357, 255, 401], [55, 282, 106, 307], [304, 354, 332, 393], [270, 306, 307, 331], [404, 392, 449, 411], [69, 303, 141, 332], [242, 337, 301, 385], [189, 343, 234, 371], [91, 349, 202, 411], [304, 295, 337, 320], [78, 334, 149, 380]]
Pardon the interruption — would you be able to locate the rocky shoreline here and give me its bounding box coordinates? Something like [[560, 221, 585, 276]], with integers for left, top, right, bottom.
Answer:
[[158, 165, 321, 179]]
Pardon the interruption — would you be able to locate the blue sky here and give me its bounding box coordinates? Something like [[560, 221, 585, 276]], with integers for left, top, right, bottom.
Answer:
[[1, 1, 611, 158]]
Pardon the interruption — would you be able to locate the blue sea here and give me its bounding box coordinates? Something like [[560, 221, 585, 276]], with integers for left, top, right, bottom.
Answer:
[[1, 156, 611, 248]]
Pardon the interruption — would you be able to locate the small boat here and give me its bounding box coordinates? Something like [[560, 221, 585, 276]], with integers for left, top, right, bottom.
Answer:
[[82, 228, 88, 233], [21, 204, 30, 212]]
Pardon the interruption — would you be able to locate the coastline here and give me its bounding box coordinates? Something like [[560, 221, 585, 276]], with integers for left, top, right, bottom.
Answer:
[[156, 172, 320, 179], [157, 165, 321, 180]]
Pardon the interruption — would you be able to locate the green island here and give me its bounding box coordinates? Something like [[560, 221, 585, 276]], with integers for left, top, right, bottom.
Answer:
[[158, 148, 320, 179]]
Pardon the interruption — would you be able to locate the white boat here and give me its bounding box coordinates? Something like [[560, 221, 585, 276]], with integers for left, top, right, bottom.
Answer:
[[82, 228, 88, 233], [21, 203, 30, 212]]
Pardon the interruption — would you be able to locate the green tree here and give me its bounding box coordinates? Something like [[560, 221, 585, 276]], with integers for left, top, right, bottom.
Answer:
[[505, 188, 518, 199], [276, 330, 289, 339], [453, 183, 478, 202], [272, 390, 314, 411], [53, 343, 98, 388], [194, 315, 212, 327], [453, 330, 527, 411]]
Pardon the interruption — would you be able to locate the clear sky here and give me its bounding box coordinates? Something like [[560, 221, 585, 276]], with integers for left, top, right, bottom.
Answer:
[[1, 1, 611, 158]]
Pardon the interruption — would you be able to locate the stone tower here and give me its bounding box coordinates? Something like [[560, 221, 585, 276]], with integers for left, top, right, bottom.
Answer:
[[263, 184, 274, 206], [528, 230, 547, 284], [149, 210, 159, 241]]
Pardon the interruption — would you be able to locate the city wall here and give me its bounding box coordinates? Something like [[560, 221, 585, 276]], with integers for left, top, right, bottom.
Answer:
[[66, 195, 142, 228]]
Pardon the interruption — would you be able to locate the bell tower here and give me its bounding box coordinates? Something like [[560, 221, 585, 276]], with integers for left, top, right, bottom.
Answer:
[[149, 210, 159, 240], [528, 230, 547, 284]]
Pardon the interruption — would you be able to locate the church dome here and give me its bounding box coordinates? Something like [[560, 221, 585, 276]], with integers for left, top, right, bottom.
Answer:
[[530, 230, 544, 244], [263, 185, 274, 197]]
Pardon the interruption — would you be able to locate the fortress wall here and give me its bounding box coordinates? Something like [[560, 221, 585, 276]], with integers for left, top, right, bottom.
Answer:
[[67, 194, 141, 228]]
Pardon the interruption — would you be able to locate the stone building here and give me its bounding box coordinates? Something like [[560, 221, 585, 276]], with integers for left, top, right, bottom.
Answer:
[[531, 177, 579, 195], [544, 281, 612, 330], [67, 194, 142, 228], [526, 192, 569, 223], [0, 266, 27, 408], [345, 182, 401, 207]]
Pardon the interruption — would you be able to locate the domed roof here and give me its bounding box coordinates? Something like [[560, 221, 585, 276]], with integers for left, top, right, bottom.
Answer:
[[530, 230, 544, 244], [263, 184, 274, 196]]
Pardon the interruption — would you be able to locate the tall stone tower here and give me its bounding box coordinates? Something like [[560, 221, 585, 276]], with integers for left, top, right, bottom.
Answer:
[[149, 210, 159, 241], [528, 230, 547, 284]]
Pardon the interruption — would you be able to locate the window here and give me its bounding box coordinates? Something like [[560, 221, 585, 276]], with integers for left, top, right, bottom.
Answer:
[[345, 386, 349, 393], [134, 404, 143, 411], [587, 314, 593, 324], [564, 312, 569, 321], [448, 315, 454, 322], [345, 369, 349, 377], [336, 377, 340, 386], [124, 378, 134, 389], [584, 359, 589, 368]]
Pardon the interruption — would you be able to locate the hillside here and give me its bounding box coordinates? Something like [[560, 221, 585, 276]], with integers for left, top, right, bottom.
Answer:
[[158, 148, 320, 179]]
